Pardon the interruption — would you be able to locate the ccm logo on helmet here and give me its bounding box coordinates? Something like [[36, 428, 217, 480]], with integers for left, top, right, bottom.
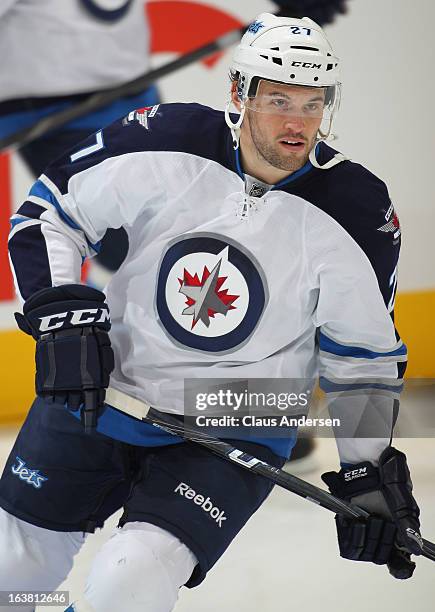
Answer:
[[175, 482, 228, 528], [39, 308, 110, 332], [291, 61, 322, 69]]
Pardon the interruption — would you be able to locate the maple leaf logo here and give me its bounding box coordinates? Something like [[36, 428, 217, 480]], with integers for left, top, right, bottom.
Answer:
[[178, 259, 239, 329]]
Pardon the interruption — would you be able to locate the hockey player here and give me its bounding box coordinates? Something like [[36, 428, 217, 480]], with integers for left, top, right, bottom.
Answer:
[[0, 13, 423, 612]]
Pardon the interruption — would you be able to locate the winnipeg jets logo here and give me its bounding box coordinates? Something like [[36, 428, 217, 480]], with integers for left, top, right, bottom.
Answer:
[[179, 259, 239, 329], [165, 246, 248, 338], [377, 202, 401, 239], [156, 234, 267, 352], [11, 457, 48, 489], [123, 105, 160, 130]]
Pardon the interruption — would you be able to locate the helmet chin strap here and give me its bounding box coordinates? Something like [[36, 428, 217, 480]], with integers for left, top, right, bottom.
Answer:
[[309, 115, 348, 169], [225, 99, 246, 150]]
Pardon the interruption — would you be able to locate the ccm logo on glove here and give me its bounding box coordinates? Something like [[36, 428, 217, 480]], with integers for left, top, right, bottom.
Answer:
[[14, 285, 115, 430], [344, 467, 368, 482], [39, 307, 110, 332]]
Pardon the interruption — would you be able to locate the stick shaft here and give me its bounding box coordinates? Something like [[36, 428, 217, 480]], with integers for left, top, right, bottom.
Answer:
[[145, 407, 435, 562], [0, 27, 244, 152]]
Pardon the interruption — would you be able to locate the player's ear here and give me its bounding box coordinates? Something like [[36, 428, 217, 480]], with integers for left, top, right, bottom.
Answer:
[[230, 81, 241, 111]]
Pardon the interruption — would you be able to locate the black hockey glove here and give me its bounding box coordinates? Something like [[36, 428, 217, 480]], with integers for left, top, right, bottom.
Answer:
[[273, 0, 349, 26], [322, 447, 422, 579], [15, 284, 114, 433]]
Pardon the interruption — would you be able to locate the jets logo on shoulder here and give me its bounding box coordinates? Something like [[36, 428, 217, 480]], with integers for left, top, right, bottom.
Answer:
[[123, 105, 160, 130], [377, 202, 401, 240], [156, 234, 267, 352]]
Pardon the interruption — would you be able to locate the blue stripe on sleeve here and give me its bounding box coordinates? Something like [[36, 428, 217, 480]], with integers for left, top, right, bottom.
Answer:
[[319, 377, 403, 394], [10, 217, 32, 230], [28, 180, 101, 253], [319, 331, 407, 359], [29, 180, 81, 230]]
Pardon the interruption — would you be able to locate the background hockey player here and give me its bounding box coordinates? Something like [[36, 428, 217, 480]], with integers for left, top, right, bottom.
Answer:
[[0, 0, 159, 277], [0, 12, 423, 612]]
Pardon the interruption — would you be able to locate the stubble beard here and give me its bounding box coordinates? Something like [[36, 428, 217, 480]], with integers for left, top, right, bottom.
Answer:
[[248, 113, 316, 174]]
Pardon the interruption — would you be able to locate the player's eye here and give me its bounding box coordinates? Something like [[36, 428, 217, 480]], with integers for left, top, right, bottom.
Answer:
[[304, 103, 322, 114], [270, 97, 290, 111]]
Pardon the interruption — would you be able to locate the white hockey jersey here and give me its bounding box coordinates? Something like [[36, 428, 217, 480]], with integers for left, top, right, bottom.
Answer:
[[9, 103, 407, 461], [0, 0, 150, 101]]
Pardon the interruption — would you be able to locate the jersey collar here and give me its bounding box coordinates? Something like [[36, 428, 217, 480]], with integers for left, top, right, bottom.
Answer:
[[233, 145, 317, 190]]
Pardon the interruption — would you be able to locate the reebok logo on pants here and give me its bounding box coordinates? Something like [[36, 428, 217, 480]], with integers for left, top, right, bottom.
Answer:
[[174, 482, 228, 527]]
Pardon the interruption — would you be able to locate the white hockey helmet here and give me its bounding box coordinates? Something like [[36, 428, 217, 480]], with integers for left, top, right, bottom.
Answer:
[[226, 13, 345, 168]]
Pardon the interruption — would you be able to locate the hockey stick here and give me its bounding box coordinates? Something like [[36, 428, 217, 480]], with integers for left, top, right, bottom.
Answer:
[[0, 26, 245, 153], [104, 387, 435, 563]]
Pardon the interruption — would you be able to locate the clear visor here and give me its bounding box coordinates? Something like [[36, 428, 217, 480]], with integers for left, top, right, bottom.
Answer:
[[245, 79, 338, 120]]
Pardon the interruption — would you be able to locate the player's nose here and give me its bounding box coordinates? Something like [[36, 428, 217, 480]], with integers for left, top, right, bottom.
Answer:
[[283, 115, 305, 131]]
